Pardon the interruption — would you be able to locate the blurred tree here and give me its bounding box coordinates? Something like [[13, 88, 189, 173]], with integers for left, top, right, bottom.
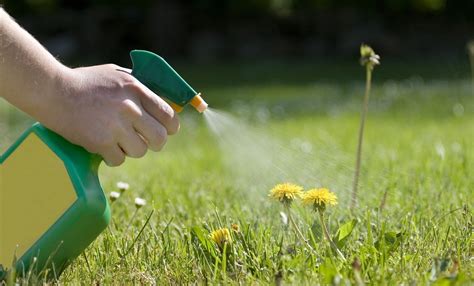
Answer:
[[1, 0, 473, 62]]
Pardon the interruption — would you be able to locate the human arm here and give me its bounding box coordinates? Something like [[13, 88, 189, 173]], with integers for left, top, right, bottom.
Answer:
[[0, 8, 179, 166]]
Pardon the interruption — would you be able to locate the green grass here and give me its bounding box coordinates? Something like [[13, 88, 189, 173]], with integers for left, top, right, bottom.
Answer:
[[1, 61, 473, 284]]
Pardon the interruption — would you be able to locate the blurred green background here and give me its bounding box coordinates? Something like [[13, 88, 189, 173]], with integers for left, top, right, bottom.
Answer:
[[2, 0, 474, 64]]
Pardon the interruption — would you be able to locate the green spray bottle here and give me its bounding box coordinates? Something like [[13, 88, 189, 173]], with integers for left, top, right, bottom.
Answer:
[[0, 50, 207, 276]]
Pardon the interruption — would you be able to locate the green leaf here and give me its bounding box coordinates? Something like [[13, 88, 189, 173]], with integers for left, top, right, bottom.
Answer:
[[333, 219, 357, 248]]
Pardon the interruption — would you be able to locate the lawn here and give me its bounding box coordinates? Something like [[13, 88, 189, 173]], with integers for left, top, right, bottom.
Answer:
[[1, 59, 473, 284]]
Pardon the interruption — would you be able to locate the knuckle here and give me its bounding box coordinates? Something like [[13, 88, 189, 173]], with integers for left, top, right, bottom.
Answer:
[[81, 137, 101, 154], [162, 104, 175, 120], [99, 135, 116, 150], [124, 80, 142, 93], [160, 107, 179, 134], [136, 146, 148, 158], [104, 160, 115, 167], [83, 144, 99, 155], [105, 154, 124, 167], [167, 114, 180, 135], [150, 127, 168, 151], [106, 63, 120, 70], [105, 160, 119, 167], [86, 133, 115, 154], [120, 99, 142, 119], [115, 153, 126, 165], [129, 144, 147, 158]]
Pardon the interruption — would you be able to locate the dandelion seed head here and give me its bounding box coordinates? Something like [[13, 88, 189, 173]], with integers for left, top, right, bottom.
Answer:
[[210, 228, 232, 248], [301, 188, 338, 212], [134, 197, 146, 208], [360, 44, 380, 69], [269, 183, 303, 206], [109, 191, 120, 202], [117, 181, 129, 193]]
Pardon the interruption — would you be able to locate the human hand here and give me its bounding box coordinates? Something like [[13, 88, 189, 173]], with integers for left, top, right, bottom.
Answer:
[[46, 64, 179, 166]]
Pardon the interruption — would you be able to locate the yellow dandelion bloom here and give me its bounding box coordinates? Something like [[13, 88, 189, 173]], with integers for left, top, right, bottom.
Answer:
[[269, 183, 303, 205], [301, 188, 338, 212], [209, 228, 232, 248]]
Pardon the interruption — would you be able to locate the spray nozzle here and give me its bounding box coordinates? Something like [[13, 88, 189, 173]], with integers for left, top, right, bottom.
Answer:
[[190, 93, 208, 113], [130, 50, 207, 113]]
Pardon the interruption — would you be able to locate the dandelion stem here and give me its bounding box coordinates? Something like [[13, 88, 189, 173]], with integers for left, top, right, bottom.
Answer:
[[285, 205, 315, 253], [351, 66, 372, 210], [318, 211, 346, 262], [379, 188, 389, 212]]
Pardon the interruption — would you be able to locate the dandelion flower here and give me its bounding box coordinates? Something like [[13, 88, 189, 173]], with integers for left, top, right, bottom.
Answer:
[[269, 183, 303, 205], [134, 197, 146, 209], [109, 191, 120, 202], [270, 184, 314, 252], [117, 181, 129, 193], [302, 188, 338, 212], [303, 188, 345, 261], [209, 228, 232, 248]]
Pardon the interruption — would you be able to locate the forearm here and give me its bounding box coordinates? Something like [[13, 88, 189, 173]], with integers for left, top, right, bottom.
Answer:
[[0, 8, 69, 121]]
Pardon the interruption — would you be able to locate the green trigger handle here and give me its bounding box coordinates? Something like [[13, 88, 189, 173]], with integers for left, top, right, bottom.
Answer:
[[130, 50, 207, 113]]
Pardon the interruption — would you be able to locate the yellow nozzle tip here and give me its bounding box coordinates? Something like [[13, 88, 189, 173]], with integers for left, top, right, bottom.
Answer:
[[190, 93, 208, 113]]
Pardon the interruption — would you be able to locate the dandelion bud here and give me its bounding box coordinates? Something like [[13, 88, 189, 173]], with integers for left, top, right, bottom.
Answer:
[[134, 197, 146, 209], [116, 181, 129, 193], [109, 191, 120, 202], [231, 223, 240, 233]]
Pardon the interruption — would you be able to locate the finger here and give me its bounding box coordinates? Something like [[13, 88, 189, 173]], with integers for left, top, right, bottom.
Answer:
[[131, 82, 180, 135], [118, 125, 148, 158], [133, 112, 168, 152], [102, 144, 126, 167]]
